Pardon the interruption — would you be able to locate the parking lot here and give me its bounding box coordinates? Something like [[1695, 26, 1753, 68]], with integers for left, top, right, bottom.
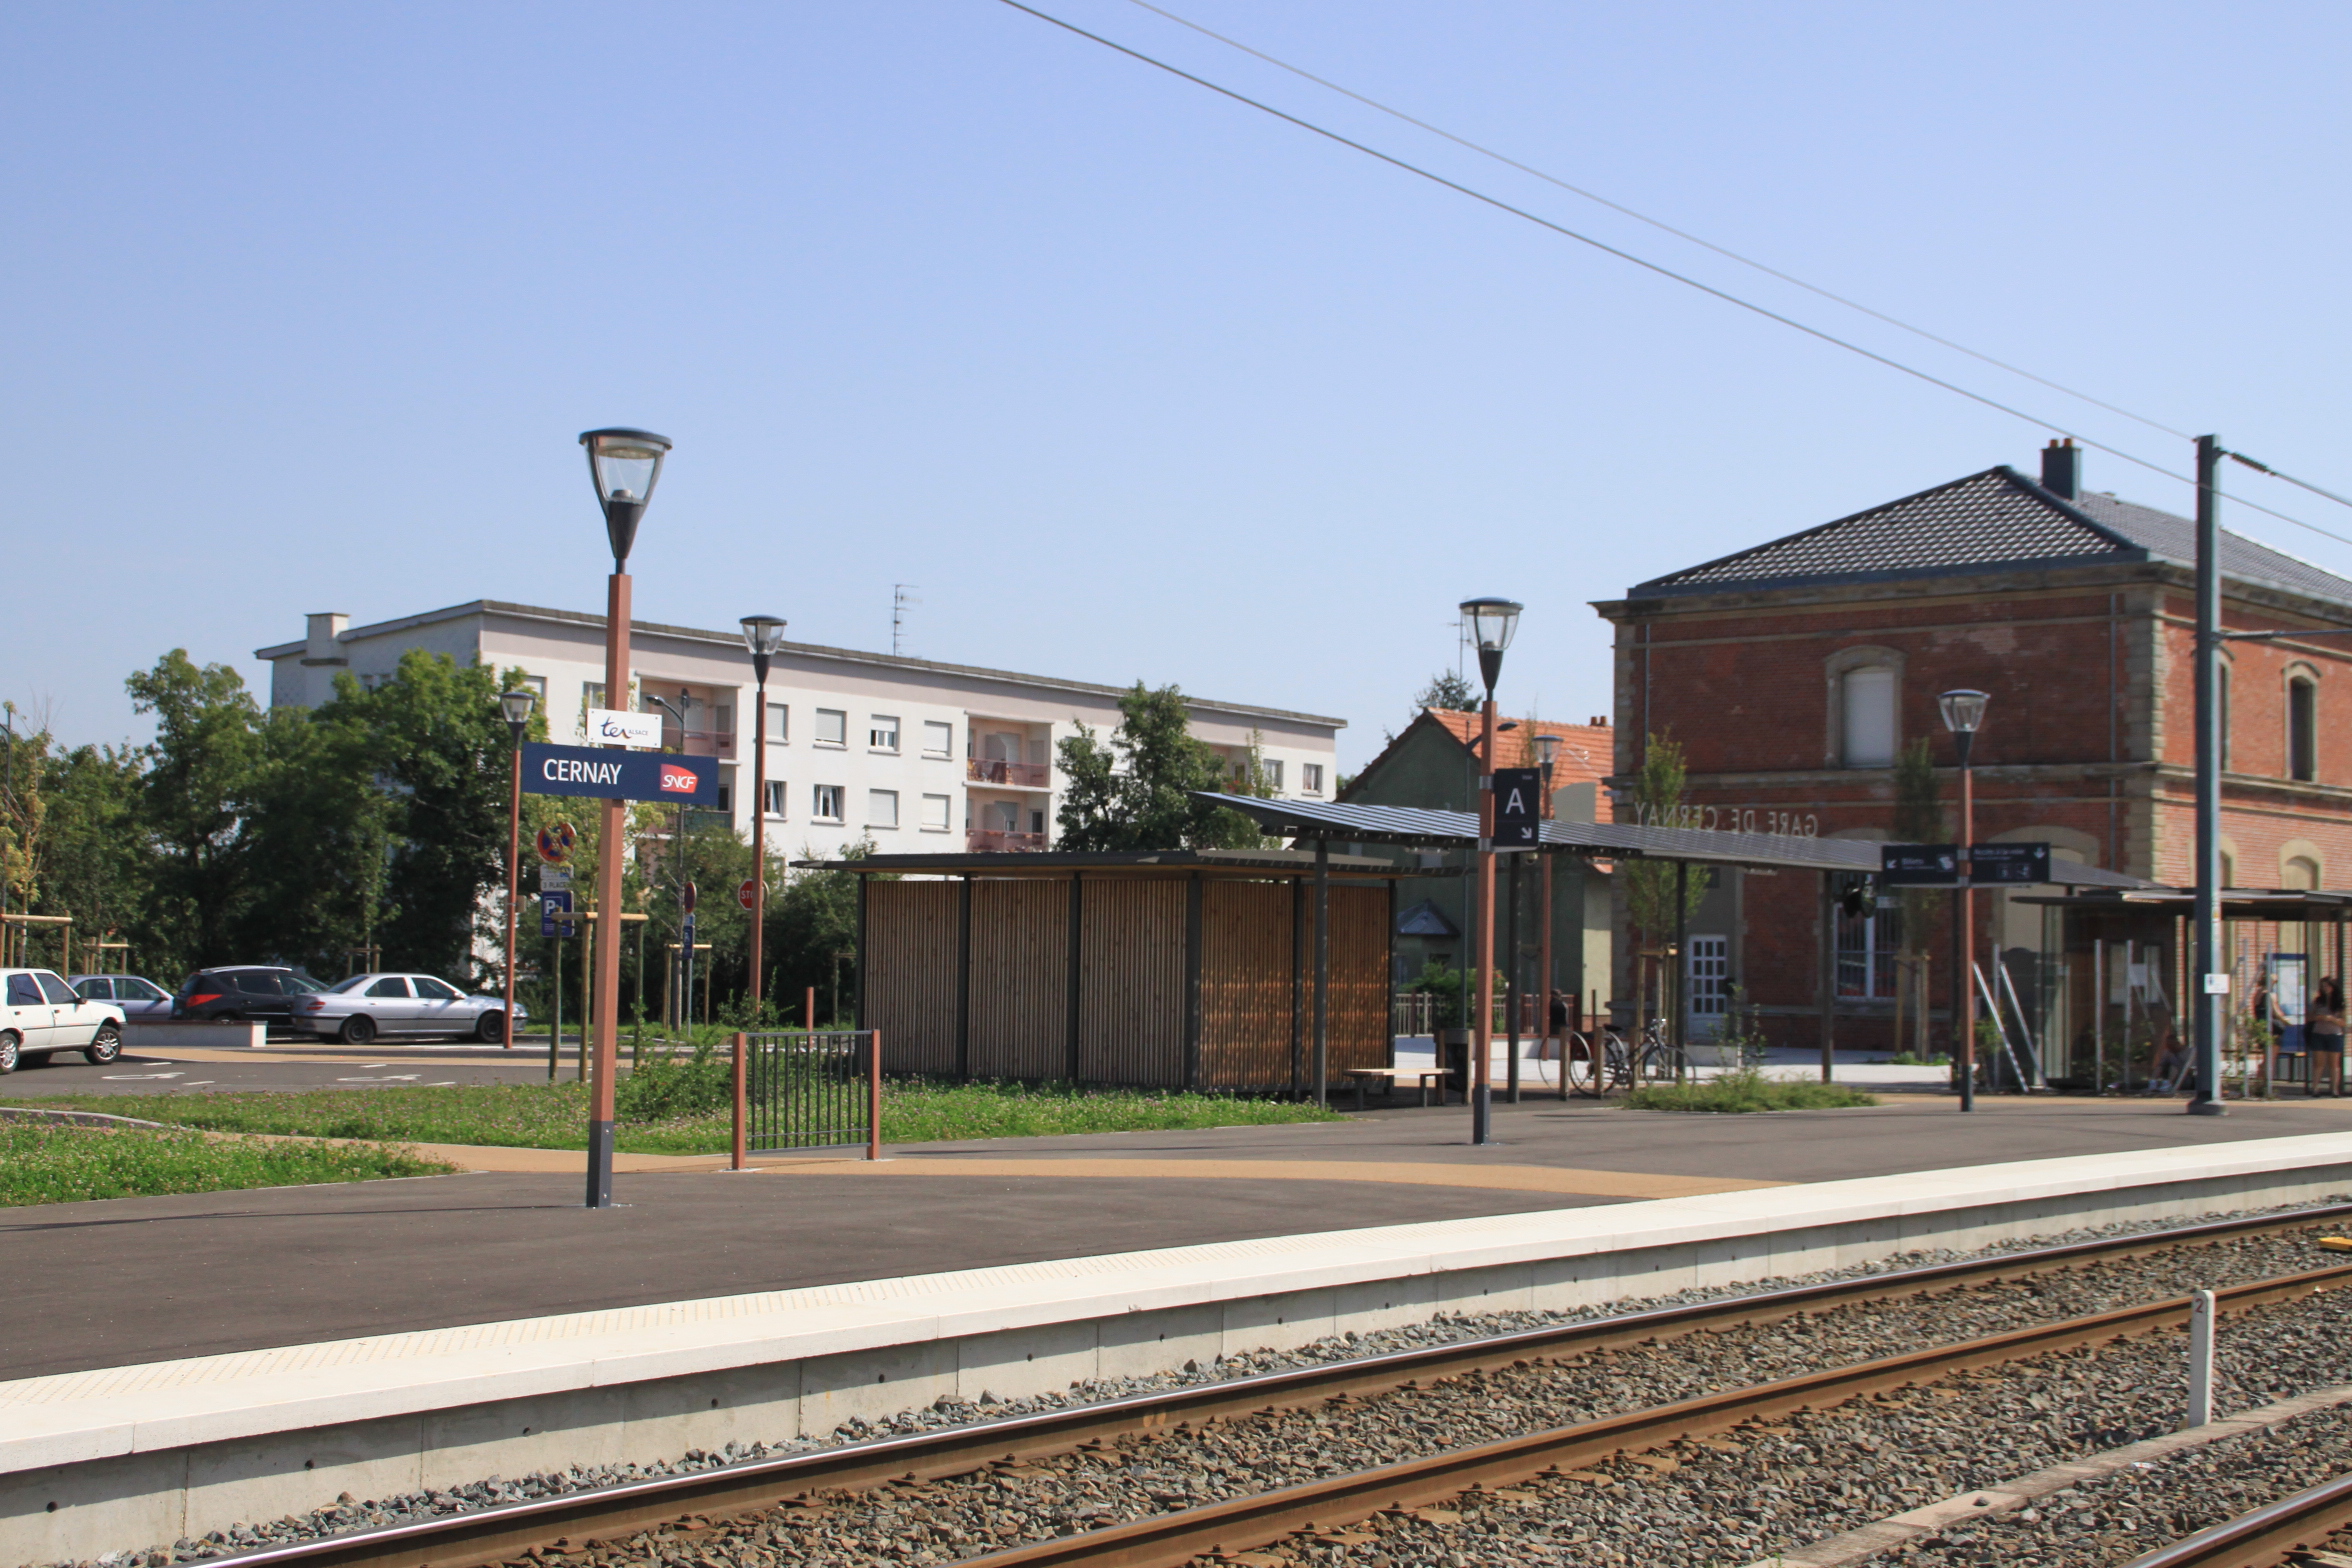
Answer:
[[0, 1044, 572, 1095]]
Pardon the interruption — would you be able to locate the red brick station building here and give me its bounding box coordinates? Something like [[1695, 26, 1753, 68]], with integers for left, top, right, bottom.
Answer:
[[1595, 441, 2352, 1054]]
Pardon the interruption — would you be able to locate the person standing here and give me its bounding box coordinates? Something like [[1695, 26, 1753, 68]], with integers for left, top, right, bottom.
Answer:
[[2309, 976, 2345, 1096]]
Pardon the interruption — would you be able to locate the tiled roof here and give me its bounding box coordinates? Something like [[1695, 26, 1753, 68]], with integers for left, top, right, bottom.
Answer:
[[1423, 711, 1615, 788], [1633, 465, 2352, 609]]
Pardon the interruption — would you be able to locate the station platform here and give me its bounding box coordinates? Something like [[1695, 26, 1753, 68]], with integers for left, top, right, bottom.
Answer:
[[7, 1103, 2352, 1566]]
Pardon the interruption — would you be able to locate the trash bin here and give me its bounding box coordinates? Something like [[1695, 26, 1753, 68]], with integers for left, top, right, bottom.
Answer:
[[1440, 1028, 1471, 1099]]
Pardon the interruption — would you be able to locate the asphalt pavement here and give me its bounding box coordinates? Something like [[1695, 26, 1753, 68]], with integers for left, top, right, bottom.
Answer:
[[0, 1047, 568, 1094]]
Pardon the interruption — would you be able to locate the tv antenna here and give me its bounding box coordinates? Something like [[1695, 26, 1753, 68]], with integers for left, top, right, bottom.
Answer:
[[893, 584, 920, 658]]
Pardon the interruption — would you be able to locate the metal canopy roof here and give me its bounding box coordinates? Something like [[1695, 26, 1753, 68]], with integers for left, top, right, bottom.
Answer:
[[2018, 888, 2352, 919], [789, 847, 1405, 879], [1204, 793, 2161, 889]]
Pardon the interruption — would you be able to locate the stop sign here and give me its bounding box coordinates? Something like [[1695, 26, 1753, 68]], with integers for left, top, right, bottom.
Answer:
[[737, 878, 757, 910]]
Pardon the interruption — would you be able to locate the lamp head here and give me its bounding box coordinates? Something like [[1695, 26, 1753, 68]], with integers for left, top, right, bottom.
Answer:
[[1534, 732, 1560, 769], [499, 688, 537, 741], [1458, 596, 1523, 694], [578, 428, 672, 568], [1938, 689, 1991, 735]]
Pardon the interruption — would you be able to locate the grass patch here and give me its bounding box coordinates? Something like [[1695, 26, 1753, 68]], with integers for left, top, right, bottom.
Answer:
[[8, 1074, 1345, 1155], [1623, 1067, 1880, 1113], [0, 1122, 453, 1207]]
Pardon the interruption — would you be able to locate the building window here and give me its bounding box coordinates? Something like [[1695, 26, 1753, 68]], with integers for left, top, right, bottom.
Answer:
[[766, 702, 787, 743], [1029, 808, 1045, 834], [869, 715, 900, 752], [1263, 759, 1284, 791], [2289, 675, 2318, 782], [868, 788, 899, 829], [714, 704, 733, 739], [922, 720, 954, 757], [1302, 763, 1325, 795], [920, 793, 951, 831], [813, 784, 844, 822], [523, 674, 547, 708], [2286, 855, 2321, 891], [1687, 935, 1730, 1021], [815, 709, 847, 748], [764, 779, 787, 818], [1841, 668, 1897, 768], [585, 682, 605, 711], [1836, 899, 1903, 999], [714, 777, 733, 814]]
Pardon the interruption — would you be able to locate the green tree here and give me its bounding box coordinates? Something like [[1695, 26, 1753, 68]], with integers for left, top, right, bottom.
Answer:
[[1891, 735, 1946, 956], [317, 650, 530, 982], [1054, 683, 1265, 852], [1622, 732, 1713, 945], [762, 837, 874, 1027], [234, 707, 389, 976], [127, 652, 265, 970], [38, 740, 153, 971], [1414, 670, 1478, 714]]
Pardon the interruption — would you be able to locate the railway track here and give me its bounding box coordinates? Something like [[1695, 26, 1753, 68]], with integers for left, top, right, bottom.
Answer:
[[201, 1204, 2352, 1568], [2120, 1472, 2352, 1568]]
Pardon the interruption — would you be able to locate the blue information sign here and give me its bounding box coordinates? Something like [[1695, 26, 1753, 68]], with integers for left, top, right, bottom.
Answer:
[[540, 889, 576, 938], [520, 742, 721, 805]]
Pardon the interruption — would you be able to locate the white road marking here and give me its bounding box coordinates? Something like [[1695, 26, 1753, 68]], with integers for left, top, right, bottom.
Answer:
[[103, 1072, 185, 1080], [423, 1081, 457, 1087], [335, 1074, 421, 1082]]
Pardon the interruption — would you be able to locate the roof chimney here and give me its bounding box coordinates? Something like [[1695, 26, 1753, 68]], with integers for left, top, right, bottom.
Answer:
[[2040, 438, 2082, 502], [300, 612, 349, 667]]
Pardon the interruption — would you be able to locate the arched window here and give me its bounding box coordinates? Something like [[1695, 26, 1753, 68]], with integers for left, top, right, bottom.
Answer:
[[2289, 673, 2318, 782], [1841, 668, 1897, 768], [2286, 855, 2321, 891]]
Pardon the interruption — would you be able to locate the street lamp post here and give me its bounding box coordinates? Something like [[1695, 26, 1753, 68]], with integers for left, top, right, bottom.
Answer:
[[740, 615, 787, 1017], [1535, 732, 1559, 1080], [579, 427, 671, 1209], [1461, 596, 1523, 1146], [1939, 689, 1989, 1114], [499, 688, 538, 1049]]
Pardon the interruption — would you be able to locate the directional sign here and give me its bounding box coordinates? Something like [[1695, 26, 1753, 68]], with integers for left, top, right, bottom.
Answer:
[[1880, 844, 1960, 885], [681, 880, 698, 914], [1492, 767, 1542, 850], [1968, 842, 2051, 885], [521, 742, 719, 805], [536, 820, 577, 865], [737, 878, 757, 911], [539, 890, 576, 938]]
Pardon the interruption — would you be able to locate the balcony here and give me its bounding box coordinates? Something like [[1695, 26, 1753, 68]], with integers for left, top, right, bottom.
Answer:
[[663, 727, 737, 758], [967, 757, 1050, 789], [967, 828, 1048, 853]]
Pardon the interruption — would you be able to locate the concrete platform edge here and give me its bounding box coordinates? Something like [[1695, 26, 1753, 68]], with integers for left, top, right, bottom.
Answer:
[[7, 1130, 2352, 1565]]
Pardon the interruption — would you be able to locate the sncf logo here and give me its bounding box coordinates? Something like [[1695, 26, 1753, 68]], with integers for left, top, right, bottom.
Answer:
[[659, 765, 699, 795]]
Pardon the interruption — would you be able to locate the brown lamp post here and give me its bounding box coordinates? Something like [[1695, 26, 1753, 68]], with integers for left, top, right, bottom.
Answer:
[[1939, 688, 1989, 1114], [499, 687, 538, 1048], [1460, 595, 1524, 1145], [578, 426, 671, 1208], [740, 615, 787, 1016]]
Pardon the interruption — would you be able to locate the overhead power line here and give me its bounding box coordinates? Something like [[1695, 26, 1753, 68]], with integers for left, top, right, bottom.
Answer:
[[995, 0, 2352, 552], [1124, 0, 2197, 446]]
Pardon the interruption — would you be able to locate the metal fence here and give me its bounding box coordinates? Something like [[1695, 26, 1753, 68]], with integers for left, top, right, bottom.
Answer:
[[732, 1029, 880, 1163]]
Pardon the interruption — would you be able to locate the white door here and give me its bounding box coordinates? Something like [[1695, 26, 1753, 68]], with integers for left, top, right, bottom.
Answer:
[[5, 972, 54, 1051], [1686, 936, 1730, 1038], [36, 972, 98, 1047]]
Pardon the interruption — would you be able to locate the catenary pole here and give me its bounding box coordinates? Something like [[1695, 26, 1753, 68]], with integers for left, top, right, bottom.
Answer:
[[1473, 690, 1498, 1144], [2190, 436, 2228, 1115]]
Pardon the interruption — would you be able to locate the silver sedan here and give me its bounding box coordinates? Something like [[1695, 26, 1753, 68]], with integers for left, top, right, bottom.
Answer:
[[293, 973, 527, 1044]]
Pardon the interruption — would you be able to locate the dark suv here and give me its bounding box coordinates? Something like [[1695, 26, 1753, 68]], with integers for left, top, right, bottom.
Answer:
[[174, 966, 327, 1025]]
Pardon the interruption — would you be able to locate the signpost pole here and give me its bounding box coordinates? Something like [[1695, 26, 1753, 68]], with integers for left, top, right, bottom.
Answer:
[[586, 566, 630, 1205], [1473, 694, 1497, 1146], [503, 736, 523, 1049]]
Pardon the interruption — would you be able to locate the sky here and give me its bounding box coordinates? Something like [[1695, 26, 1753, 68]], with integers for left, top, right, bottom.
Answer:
[[8, 0, 2350, 769]]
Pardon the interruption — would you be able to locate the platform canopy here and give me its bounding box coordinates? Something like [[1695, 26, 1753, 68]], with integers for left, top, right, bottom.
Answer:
[[1201, 792, 2162, 889]]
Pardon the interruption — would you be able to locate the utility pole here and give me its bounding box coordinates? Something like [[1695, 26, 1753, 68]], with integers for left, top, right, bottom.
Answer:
[[2190, 436, 2228, 1115]]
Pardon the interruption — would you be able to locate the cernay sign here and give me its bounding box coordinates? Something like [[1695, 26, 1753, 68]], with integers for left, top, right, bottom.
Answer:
[[521, 741, 719, 805]]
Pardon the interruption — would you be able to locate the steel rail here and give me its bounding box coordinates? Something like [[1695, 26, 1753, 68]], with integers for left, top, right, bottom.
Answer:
[[950, 1260, 2352, 1568], [2120, 1471, 2352, 1568], [197, 1203, 2352, 1568]]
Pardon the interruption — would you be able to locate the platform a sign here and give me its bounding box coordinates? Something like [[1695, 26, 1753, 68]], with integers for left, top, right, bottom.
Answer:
[[1492, 767, 1542, 849], [521, 742, 719, 805]]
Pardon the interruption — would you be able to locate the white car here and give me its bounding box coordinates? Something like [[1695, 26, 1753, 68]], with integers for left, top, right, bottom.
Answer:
[[2, 968, 129, 1072]]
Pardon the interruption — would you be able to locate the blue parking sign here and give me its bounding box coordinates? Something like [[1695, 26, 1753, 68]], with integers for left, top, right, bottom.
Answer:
[[540, 889, 575, 937]]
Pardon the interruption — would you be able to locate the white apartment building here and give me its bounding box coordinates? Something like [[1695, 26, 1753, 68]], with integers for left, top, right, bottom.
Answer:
[[258, 601, 1345, 860]]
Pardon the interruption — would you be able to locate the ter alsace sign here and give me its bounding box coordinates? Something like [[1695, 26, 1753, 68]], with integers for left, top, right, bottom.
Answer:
[[520, 742, 720, 805]]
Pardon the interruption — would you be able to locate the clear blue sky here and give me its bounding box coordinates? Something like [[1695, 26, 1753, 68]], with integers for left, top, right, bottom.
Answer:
[[9, 1, 2349, 768]]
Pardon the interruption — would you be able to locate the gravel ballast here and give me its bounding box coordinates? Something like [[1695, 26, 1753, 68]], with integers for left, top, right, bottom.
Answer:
[[54, 1198, 2352, 1568]]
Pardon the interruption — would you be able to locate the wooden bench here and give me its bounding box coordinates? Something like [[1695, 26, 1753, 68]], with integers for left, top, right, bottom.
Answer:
[[1343, 1065, 1450, 1110]]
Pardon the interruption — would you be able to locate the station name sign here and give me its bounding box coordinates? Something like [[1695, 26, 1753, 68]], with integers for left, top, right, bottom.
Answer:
[[521, 741, 719, 805]]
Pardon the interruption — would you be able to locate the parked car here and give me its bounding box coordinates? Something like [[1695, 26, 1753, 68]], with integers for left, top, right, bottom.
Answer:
[[2, 967, 129, 1071], [293, 972, 525, 1044], [173, 966, 328, 1026], [70, 974, 175, 1020]]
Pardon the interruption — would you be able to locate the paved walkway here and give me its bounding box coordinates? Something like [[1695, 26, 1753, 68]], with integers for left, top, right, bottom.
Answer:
[[9, 1092, 2352, 1380]]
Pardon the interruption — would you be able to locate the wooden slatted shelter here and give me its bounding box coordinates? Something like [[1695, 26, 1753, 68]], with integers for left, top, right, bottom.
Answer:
[[800, 850, 1401, 1093]]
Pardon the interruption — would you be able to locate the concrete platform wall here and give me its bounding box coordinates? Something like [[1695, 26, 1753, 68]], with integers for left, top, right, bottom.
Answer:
[[9, 1135, 2352, 1566]]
